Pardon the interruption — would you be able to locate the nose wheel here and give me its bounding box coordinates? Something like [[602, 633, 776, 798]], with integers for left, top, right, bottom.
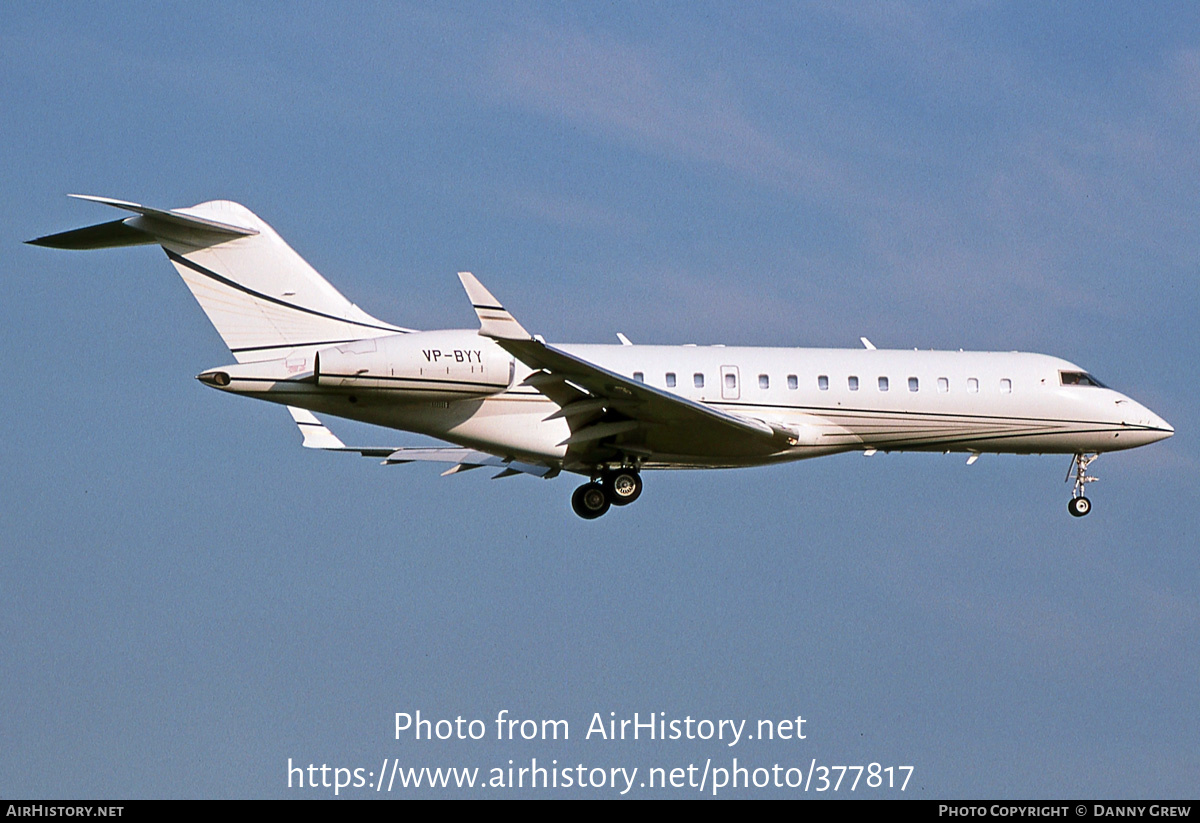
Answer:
[[1066, 453, 1098, 517], [571, 469, 643, 518]]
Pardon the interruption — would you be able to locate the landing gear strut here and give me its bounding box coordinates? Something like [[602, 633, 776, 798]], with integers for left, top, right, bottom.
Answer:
[[1066, 453, 1098, 517], [571, 469, 643, 518]]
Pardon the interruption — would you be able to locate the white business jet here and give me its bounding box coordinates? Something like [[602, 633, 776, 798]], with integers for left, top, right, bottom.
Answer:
[[30, 197, 1173, 519]]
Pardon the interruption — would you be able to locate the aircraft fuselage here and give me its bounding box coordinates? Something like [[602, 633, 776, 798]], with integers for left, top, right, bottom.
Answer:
[[199, 329, 1174, 470]]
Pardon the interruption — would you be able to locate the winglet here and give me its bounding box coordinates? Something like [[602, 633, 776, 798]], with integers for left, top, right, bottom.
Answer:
[[288, 406, 347, 449], [457, 272, 531, 340]]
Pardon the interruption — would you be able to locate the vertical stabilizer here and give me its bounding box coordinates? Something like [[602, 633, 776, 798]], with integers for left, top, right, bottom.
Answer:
[[29, 197, 410, 362]]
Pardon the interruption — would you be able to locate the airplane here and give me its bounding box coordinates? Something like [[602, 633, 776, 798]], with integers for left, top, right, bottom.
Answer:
[[28, 195, 1174, 519]]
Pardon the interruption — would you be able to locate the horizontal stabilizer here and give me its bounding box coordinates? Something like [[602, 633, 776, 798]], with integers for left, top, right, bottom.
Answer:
[[67, 194, 259, 237], [27, 195, 257, 250], [26, 218, 157, 250]]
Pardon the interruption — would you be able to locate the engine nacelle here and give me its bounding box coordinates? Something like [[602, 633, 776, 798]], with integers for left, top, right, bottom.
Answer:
[[314, 330, 512, 399]]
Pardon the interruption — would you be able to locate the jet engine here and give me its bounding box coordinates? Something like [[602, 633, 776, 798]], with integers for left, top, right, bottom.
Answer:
[[314, 330, 512, 399]]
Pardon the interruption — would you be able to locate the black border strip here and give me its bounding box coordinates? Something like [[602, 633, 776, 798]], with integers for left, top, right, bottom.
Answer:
[[711, 399, 1167, 431], [231, 338, 364, 354]]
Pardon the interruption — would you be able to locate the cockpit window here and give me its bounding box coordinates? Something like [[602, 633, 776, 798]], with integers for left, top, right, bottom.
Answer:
[[1060, 371, 1107, 388]]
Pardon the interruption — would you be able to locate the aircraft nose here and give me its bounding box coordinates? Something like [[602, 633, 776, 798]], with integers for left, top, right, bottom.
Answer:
[[1148, 411, 1174, 440], [1123, 400, 1173, 442]]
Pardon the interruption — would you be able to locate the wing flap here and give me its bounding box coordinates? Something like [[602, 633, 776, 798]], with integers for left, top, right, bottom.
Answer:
[[383, 447, 557, 478], [558, 419, 641, 447]]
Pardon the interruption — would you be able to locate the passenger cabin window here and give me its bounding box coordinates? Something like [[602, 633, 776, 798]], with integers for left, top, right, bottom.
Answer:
[[1060, 371, 1106, 388], [848, 376, 859, 391], [725, 373, 737, 390], [759, 374, 769, 389], [694, 373, 705, 388], [666, 372, 676, 388], [789, 374, 799, 390], [967, 378, 979, 393], [1000, 378, 1012, 394], [937, 377, 949, 393], [908, 377, 919, 392], [878, 376, 889, 391], [817, 375, 828, 391], [633, 371, 644, 383]]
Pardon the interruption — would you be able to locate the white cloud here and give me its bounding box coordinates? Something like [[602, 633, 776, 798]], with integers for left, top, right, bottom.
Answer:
[[458, 10, 1198, 349], [484, 25, 850, 199], [503, 188, 643, 234]]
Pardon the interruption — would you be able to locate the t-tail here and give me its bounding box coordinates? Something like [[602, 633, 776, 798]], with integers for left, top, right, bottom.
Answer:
[[27, 195, 409, 362]]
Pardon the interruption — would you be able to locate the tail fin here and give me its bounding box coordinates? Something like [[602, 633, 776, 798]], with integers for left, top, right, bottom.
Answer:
[[29, 196, 409, 362]]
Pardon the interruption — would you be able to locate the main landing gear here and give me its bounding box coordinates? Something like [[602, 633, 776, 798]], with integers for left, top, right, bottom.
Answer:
[[1066, 453, 1098, 517], [570, 469, 644, 519]]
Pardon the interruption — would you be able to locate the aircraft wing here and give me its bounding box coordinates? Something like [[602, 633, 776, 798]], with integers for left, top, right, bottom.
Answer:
[[457, 273, 797, 466], [286, 407, 557, 478], [382, 448, 558, 478]]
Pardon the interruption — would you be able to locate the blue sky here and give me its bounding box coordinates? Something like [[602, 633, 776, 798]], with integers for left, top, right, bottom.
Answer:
[[2, 2, 1197, 798]]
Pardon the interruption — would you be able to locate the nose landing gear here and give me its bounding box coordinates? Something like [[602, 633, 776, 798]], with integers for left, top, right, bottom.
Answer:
[[1066, 453, 1098, 517], [571, 469, 644, 519]]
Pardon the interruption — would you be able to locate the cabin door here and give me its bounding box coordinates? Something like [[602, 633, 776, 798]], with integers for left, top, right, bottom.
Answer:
[[720, 365, 740, 400]]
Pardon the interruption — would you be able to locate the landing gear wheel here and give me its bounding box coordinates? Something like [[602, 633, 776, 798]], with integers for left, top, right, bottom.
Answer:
[[571, 482, 611, 519], [604, 470, 643, 506], [1065, 454, 1098, 518]]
